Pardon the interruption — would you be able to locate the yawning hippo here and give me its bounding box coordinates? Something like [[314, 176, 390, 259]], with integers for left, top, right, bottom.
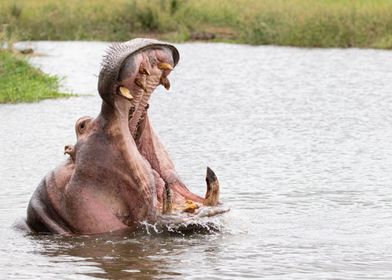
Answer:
[[26, 38, 228, 235]]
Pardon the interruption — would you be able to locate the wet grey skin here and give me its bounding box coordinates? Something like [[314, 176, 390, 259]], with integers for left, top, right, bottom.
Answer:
[[25, 38, 229, 235]]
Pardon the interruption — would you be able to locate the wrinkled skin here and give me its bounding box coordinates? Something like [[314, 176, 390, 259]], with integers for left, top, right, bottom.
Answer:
[[26, 39, 227, 235]]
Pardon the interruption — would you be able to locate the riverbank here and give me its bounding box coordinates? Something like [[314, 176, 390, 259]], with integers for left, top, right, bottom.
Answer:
[[0, 50, 68, 103], [1, 0, 392, 49]]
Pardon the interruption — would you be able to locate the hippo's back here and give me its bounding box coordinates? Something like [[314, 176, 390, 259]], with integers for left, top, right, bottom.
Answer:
[[27, 171, 73, 235]]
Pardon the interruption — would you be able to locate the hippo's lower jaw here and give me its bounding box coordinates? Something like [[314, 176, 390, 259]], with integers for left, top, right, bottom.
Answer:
[[153, 168, 229, 231], [26, 39, 228, 235]]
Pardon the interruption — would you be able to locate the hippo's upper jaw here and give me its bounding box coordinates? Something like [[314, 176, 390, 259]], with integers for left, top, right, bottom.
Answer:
[[26, 39, 228, 235], [113, 43, 176, 141]]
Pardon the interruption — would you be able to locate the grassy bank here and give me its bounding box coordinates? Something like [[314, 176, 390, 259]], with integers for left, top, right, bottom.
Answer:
[[1, 0, 392, 48], [0, 50, 68, 103]]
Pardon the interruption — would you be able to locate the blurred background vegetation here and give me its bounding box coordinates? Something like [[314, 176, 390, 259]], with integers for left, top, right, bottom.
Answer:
[[1, 0, 392, 103], [0, 50, 68, 103], [1, 0, 392, 48]]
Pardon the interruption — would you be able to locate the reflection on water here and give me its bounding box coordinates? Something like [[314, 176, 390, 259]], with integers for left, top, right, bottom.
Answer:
[[1, 42, 392, 279], [34, 233, 185, 279], [23, 229, 232, 279]]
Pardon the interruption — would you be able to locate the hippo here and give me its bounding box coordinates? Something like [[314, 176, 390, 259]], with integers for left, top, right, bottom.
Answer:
[[25, 38, 228, 235]]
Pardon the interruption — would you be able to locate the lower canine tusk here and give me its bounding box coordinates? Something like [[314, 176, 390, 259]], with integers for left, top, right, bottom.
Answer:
[[204, 167, 220, 206], [162, 182, 173, 214]]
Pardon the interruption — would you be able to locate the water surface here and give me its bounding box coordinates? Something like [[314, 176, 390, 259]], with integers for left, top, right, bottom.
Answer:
[[1, 41, 392, 279]]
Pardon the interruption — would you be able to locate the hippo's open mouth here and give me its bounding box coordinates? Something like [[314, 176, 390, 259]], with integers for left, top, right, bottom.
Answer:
[[105, 40, 228, 227], [114, 44, 176, 142], [26, 39, 228, 235]]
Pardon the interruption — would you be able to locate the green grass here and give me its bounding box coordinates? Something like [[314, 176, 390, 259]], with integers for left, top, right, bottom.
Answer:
[[1, 0, 391, 103], [1, 0, 392, 48], [0, 50, 69, 103]]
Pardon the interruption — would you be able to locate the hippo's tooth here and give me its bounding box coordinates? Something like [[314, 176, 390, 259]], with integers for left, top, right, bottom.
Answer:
[[162, 182, 173, 214], [157, 62, 173, 71], [204, 167, 220, 206], [160, 77, 171, 90], [139, 67, 151, 76], [134, 78, 147, 91], [118, 86, 133, 100]]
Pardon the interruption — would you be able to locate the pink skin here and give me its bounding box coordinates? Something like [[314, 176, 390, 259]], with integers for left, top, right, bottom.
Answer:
[[27, 45, 206, 235], [118, 47, 204, 204], [137, 115, 204, 204]]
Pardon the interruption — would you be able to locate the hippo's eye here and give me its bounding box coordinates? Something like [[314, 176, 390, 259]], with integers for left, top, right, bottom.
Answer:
[[75, 116, 92, 136], [78, 121, 86, 134]]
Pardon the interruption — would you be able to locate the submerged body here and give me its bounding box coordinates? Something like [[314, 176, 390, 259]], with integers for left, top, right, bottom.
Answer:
[[26, 39, 227, 235]]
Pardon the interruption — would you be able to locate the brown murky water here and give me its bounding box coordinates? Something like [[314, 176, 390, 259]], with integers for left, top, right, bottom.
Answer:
[[1, 42, 392, 279]]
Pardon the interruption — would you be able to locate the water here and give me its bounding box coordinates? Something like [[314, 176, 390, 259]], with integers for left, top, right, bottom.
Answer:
[[1, 41, 392, 279]]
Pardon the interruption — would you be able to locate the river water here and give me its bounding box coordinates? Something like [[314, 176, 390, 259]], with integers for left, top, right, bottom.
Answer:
[[1, 41, 392, 279]]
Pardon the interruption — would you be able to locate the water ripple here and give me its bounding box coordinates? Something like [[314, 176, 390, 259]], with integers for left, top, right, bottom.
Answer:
[[1, 42, 392, 279]]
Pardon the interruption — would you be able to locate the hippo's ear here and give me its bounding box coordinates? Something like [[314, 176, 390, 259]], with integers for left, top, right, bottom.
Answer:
[[64, 145, 75, 160]]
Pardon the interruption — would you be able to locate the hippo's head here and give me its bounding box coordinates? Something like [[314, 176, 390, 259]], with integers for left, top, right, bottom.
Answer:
[[26, 38, 228, 236], [97, 39, 179, 138], [98, 38, 179, 99]]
